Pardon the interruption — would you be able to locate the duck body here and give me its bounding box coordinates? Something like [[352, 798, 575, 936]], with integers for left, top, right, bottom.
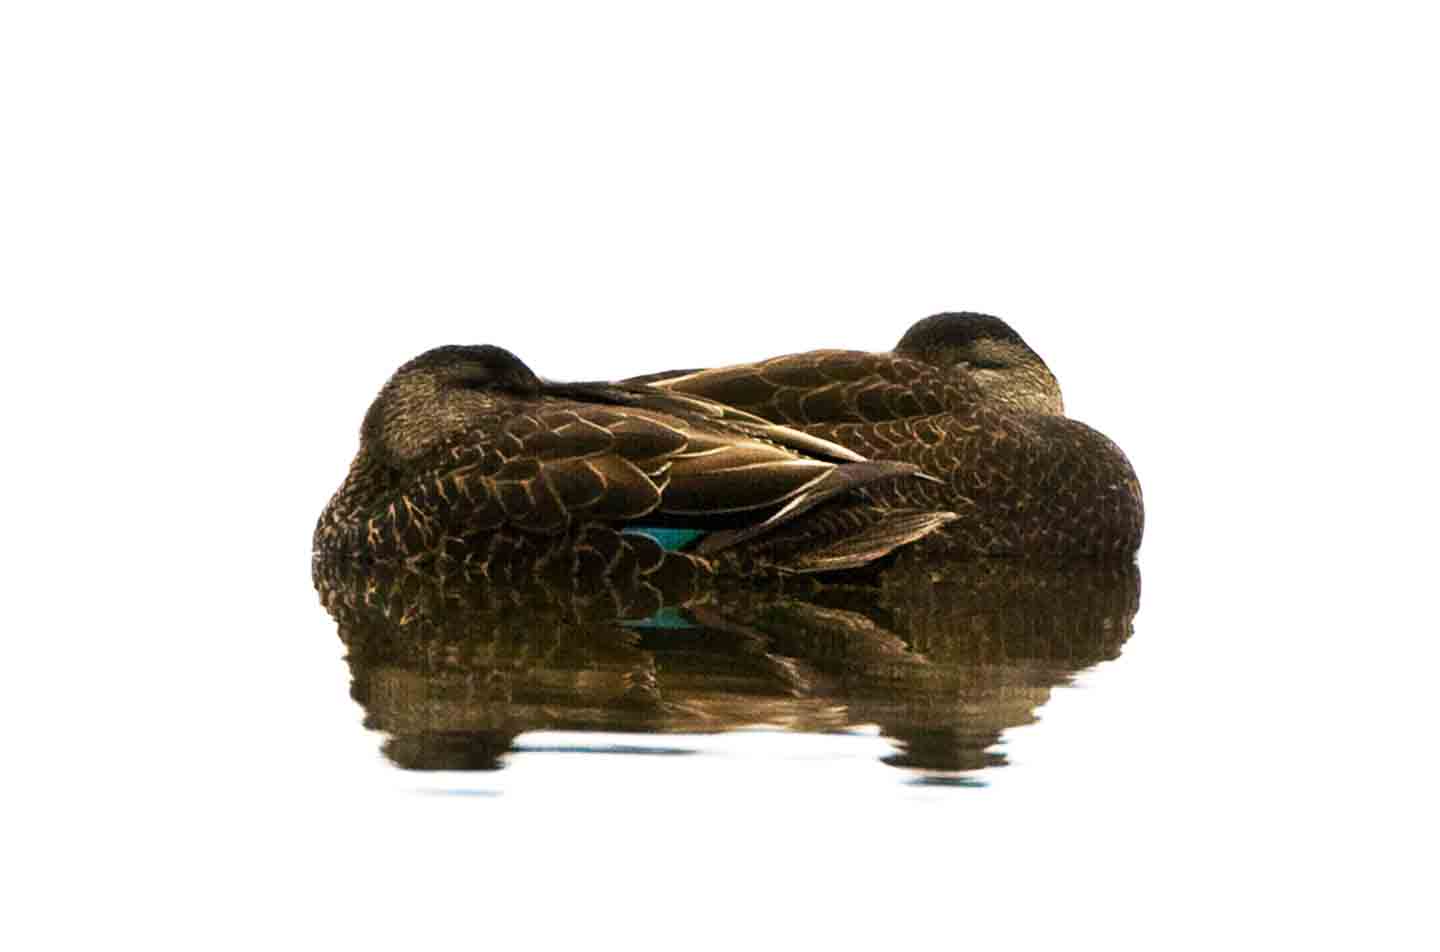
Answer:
[[314, 345, 957, 582], [641, 314, 1144, 559]]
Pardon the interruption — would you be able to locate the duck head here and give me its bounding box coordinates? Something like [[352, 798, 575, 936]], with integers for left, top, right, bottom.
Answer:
[[894, 312, 1064, 415], [361, 345, 544, 466]]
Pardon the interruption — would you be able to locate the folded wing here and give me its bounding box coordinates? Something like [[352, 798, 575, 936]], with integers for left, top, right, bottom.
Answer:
[[484, 402, 932, 548], [639, 350, 965, 426]]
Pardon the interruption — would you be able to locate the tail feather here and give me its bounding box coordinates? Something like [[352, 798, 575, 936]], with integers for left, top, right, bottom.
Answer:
[[694, 460, 931, 555], [780, 509, 958, 573]]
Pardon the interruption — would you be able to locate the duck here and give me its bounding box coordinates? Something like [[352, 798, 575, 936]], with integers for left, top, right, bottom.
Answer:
[[636, 312, 1144, 559], [313, 344, 958, 581]]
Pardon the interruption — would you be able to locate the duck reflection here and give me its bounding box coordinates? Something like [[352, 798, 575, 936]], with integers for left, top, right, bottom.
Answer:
[[315, 553, 1139, 778]]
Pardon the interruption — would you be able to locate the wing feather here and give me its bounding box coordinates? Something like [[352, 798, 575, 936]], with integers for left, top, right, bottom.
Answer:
[[427, 387, 935, 544], [647, 350, 961, 425]]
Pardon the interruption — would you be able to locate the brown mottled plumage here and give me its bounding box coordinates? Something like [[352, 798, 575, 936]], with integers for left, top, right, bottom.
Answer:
[[313, 345, 956, 579], [640, 313, 1144, 559]]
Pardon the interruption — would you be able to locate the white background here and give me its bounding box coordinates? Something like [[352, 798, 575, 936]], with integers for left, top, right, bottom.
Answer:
[[4, 3, 1436, 949]]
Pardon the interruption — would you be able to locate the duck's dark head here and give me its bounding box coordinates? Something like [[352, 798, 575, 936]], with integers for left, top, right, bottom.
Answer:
[[361, 345, 543, 465], [894, 312, 1064, 415]]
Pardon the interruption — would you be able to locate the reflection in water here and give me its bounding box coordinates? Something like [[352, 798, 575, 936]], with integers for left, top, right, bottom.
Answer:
[[314, 553, 1140, 779]]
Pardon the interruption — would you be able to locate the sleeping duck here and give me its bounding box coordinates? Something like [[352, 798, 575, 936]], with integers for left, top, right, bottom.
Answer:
[[313, 344, 957, 580], [638, 313, 1143, 559]]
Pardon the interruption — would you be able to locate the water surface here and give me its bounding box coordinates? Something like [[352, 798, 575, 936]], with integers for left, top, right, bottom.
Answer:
[[316, 552, 1140, 786]]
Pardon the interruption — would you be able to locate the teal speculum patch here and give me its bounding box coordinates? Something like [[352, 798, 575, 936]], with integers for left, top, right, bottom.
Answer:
[[621, 606, 698, 630], [620, 526, 707, 552]]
